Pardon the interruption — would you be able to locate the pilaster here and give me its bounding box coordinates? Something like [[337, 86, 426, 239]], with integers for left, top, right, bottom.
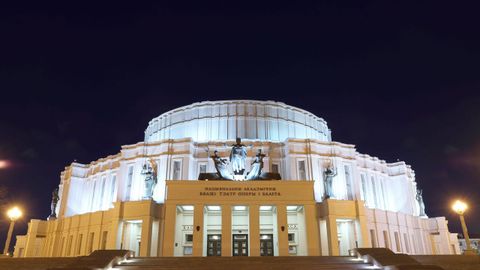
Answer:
[[326, 215, 339, 255], [161, 204, 177, 256], [304, 204, 320, 255], [192, 203, 204, 256], [140, 215, 153, 256], [249, 204, 260, 256], [221, 204, 232, 256], [276, 204, 289, 256]]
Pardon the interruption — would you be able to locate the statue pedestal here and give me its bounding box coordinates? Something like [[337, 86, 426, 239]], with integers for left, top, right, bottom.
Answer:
[[233, 175, 246, 181]]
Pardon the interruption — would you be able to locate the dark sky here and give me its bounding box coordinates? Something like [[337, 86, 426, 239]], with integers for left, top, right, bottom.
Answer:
[[1, 1, 480, 251]]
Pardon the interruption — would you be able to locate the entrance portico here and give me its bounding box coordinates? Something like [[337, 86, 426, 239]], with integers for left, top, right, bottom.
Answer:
[[161, 181, 321, 257]]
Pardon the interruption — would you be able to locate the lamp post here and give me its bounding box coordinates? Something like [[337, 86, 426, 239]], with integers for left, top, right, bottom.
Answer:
[[452, 200, 475, 255], [3, 206, 22, 256]]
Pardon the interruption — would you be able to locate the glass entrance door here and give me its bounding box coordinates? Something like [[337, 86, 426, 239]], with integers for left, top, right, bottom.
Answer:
[[207, 234, 222, 256], [232, 234, 248, 256], [260, 234, 274, 256]]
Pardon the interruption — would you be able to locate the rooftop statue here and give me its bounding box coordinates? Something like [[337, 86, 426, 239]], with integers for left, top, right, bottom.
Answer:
[[142, 159, 158, 199], [230, 137, 247, 175], [211, 150, 233, 180], [47, 188, 59, 220], [416, 189, 427, 217], [323, 163, 337, 200], [246, 149, 266, 180]]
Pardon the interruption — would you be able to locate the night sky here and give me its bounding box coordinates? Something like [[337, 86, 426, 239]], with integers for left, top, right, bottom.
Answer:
[[1, 1, 480, 251]]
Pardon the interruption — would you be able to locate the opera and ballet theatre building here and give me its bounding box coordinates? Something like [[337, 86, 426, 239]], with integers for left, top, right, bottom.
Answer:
[[14, 100, 460, 258]]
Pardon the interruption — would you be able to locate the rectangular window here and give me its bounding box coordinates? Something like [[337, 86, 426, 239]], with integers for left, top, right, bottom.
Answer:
[[100, 176, 107, 209], [101, 231, 108, 250], [271, 163, 279, 174], [379, 179, 386, 210], [125, 166, 134, 201], [383, 230, 390, 249], [360, 174, 368, 202], [173, 160, 182, 180], [394, 232, 401, 252], [76, 234, 83, 255], [90, 180, 97, 211], [183, 246, 193, 255], [67, 235, 73, 256], [288, 233, 295, 243], [110, 175, 117, 204], [371, 177, 378, 208], [199, 164, 207, 174], [297, 160, 306, 180], [404, 233, 410, 253], [370, 229, 377, 248], [87, 232, 95, 254], [185, 234, 193, 243], [344, 165, 354, 200]]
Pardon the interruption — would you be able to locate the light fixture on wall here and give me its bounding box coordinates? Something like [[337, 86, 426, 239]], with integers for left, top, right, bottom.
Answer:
[[259, 205, 273, 211], [206, 205, 221, 211], [233, 206, 247, 211]]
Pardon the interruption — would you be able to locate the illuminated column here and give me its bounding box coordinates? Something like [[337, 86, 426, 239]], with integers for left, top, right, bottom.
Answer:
[[249, 204, 260, 256], [325, 215, 339, 255], [276, 204, 289, 256], [140, 215, 153, 256], [107, 201, 122, 249], [355, 200, 370, 248], [162, 204, 177, 256], [192, 204, 204, 256], [221, 204, 232, 256], [304, 204, 320, 255]]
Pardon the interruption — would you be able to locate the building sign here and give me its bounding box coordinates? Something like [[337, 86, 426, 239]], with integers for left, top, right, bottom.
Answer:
[[200, 186, 281, 197], [166, 181, 315, 203]]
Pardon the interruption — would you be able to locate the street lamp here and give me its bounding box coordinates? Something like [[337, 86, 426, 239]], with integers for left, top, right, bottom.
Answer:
[[452, 200, 475, 255], [3, 206, 22, 256]]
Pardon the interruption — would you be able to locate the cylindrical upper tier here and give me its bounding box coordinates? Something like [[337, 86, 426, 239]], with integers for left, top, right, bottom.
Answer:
[[145, 100, 331, 143]]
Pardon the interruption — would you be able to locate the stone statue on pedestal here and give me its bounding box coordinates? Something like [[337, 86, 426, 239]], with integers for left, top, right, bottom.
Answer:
[[246, 149, 266, 180], [229, 137, 247, 175], [48, 188, 59, 220], [142, 160, 158, 199], [416, 189, 426, 216], [323, 165, 337, 200]]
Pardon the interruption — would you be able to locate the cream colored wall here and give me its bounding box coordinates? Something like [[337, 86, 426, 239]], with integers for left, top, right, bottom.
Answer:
[[364, 208, 458, 255], [14, 200, 162, 258]]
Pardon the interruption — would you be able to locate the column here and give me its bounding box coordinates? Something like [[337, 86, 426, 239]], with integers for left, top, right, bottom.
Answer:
[[355, 200, 370, 248], [192, 204, 204, 256], [140, 216, 153, 256], [326, 215, 339, 255], [304, 204, 320, 256], [161, 204, 177, 256], [276, 204, 289, 256], [107, 201, 122, 249], [249, 204, 260, 256], [221, 204, 232, 256]]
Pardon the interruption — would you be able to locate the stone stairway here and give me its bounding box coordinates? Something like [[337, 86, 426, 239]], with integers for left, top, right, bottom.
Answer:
[[112, 256, 373, 270], [3, 249, 476, 270]]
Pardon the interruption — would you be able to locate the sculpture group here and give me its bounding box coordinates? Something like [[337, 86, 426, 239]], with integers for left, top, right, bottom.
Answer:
[[203, 138, 280, 181]]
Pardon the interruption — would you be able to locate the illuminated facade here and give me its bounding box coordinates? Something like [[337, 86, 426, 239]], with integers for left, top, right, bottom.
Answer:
[[14, 100, 460, 257]]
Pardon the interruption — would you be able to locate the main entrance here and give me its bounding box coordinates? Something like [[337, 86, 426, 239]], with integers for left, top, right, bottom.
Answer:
[[260, 234, 274, 256], [232, 234, 248, 256], [207, 234, 222, 256]]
